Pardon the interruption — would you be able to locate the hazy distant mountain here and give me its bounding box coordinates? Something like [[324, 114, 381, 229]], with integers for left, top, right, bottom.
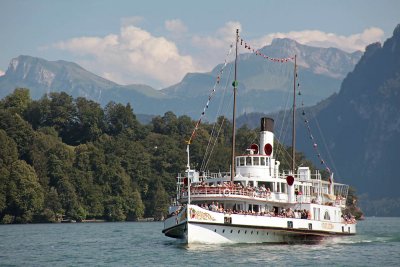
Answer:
[[163, 38, 362, 116], [0, 39, 361, 119], [0, 55, 171, 115]]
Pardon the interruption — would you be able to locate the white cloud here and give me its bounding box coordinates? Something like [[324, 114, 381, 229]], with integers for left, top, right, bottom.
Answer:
[[165, 19, 187, 34], [53, 25, 199, 88], [192, 21, 241, 50], [50, 22, 385, 89], [250, 27, 384, 52], [191, 21, 242, 70], [0, 69, 4, 76]]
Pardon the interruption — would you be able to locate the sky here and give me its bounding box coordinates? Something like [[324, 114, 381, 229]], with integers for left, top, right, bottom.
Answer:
[[0, 0, 399, 89]]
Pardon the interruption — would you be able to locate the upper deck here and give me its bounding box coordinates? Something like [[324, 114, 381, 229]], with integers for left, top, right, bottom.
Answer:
[[177, 168, 349, 209]]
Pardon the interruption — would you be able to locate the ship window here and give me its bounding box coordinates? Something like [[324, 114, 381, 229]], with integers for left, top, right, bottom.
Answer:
[[324, 210, 330, 220], [253, 157, 260, 165], [261, 157, 266, 166], [246, 157, 252, 166], [239, 157, 245, 166], [230, 230, 233, 233], [238, 230, 240, 234]]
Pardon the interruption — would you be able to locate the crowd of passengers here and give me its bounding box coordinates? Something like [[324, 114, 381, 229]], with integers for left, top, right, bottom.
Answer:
[[190, 182, 345, 204], [198, 202, 312, 219], [342, 214, 356, 224], [192, 182, 272, 195]]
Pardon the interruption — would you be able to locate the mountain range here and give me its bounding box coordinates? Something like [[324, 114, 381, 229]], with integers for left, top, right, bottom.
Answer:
[[0, 39, 361, 119]]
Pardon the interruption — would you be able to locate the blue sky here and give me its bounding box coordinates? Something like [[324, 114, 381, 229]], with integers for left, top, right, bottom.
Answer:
[[0, 0, 399, 88]]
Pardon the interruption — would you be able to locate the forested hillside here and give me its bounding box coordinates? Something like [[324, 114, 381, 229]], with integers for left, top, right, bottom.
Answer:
[[0, 88, 246, 223], [0, 88, 361, 223]]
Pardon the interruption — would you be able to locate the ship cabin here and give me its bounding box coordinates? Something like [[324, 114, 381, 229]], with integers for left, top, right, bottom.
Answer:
[[175, 117, 349, 223]]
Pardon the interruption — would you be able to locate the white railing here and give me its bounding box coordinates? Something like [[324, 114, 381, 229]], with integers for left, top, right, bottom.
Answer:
[[180, 186, 314, 204]]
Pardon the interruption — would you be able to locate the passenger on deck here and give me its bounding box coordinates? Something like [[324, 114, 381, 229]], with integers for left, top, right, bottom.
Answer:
[[266, 187, 271, 197]]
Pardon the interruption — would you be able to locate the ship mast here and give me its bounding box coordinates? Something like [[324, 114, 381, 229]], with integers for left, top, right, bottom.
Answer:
[[231, 29, 239, 181], [292, 55, 297, 173]]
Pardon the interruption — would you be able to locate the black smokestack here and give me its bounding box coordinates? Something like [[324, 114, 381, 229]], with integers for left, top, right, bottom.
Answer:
[[261, 117, 274, 132]]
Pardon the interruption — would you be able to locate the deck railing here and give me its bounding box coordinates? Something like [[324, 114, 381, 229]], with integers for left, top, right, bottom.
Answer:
[[179, 186, 346, 206], [181, 186, 315, 203]]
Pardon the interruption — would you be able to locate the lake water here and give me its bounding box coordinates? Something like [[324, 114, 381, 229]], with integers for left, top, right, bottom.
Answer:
[[0, 217, 399, 266]]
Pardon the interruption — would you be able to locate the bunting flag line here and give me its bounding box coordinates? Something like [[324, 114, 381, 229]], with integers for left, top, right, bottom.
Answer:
[[240, 38, 295, 63], [187, 44, 234, 144], [296, 71, 332, 175]]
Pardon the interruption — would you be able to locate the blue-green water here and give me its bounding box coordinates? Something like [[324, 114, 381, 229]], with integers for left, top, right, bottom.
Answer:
[[0, 217, 399, 266]]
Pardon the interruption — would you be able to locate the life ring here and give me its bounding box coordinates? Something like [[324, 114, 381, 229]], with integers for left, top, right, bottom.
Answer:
[[223, 189, 230, 197]]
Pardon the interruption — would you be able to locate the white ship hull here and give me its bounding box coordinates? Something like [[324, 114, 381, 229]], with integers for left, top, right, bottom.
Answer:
[[162, 205, 356, 244]]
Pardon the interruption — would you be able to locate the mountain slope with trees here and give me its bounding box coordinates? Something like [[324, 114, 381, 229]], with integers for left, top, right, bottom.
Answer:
[[296, 25, 400, 216]]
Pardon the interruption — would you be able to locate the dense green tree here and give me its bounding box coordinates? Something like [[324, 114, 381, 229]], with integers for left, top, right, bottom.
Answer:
[[130, 188, 145, 220], [0, 110, 34, 160], [71, 97, 105, 144], [0, 168, 9, 214], [149, 179, 170, 220], [6, 160, 44, 223], [46, 187, 63, 214], [57, 177, 82, 219], [104, 102, 138, 136], [24, 96, 51, 129], [0, 129, 18, 167], [104, 196, 126, 221], [236, 125, 258, 154], [0, 130, 19, 216], [1, 88, 31, 115]]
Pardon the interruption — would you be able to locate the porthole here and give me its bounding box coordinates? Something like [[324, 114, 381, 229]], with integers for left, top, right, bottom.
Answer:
[[223, 229, 225, 233], [245, 230, 247, 234], [257, 231, 259, 235], [214, 229, 217, 232], [238, 230, 240, 234], [251, 231, 253, 234], [230, 230, 233, 233]]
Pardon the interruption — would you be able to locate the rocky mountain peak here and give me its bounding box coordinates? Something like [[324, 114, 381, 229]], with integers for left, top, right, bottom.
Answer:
[[5, 55, 56, 87], [271, 38, 299, 49], [393, 23, 400, 37]]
